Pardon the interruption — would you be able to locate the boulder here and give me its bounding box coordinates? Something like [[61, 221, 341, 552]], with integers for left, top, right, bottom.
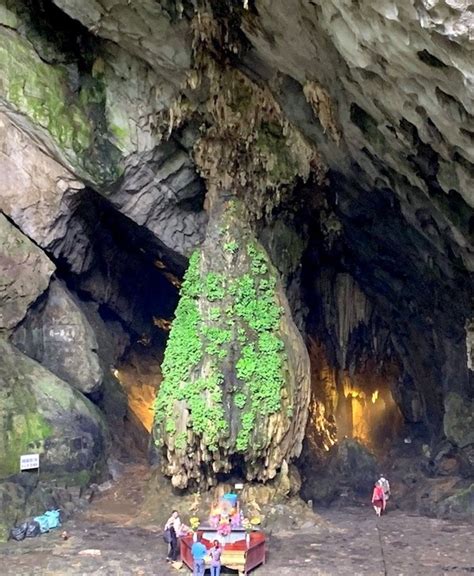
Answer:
[[436, 484, 474, 521], [0, 339, 108, 483], [417, 479, 474, 522], [12, 279, 103, 394], [0, 213, 54, 334], [444, 393, 474, 449]]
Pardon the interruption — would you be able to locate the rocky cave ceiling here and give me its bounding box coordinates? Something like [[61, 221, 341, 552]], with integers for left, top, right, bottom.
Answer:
[[0, 0, 473, 492]]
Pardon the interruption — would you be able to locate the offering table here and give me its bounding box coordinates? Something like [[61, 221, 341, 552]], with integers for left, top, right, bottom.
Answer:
[[180, 528, 266, 575]]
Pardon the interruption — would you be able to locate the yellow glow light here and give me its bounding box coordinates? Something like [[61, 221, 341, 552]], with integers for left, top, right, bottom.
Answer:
[[371, 390, 379, 404]]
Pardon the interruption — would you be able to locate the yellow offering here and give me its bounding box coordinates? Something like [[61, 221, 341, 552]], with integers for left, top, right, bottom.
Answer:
[[189, 516, 200, 530]]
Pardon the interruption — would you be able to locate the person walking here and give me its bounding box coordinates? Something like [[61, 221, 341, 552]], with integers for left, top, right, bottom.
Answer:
[[164, 510, 182, 562], [378, 474, 390, 503], [209, 539, 222, 576], [191, 534, 208, 576], [371, 482, 385, 517]]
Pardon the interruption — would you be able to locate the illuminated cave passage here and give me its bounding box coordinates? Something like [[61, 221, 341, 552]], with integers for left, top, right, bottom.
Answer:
[[0, 0, 473, 540], [307, 341, 403, 453]]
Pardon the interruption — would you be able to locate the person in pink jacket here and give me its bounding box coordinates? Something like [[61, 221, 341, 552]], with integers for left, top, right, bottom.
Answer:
[[371, 482, 386, 517]]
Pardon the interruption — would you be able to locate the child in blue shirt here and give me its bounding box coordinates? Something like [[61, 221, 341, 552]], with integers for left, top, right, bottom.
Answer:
[[191, 536, 208, 576]]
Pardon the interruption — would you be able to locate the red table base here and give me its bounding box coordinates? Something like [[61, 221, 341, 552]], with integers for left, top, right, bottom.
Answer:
[[180, 530, 266, 575]]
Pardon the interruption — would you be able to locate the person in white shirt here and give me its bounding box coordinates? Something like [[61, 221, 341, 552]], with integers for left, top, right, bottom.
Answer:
[[378, 475, 391, 502], [165, 510, 182, 562]]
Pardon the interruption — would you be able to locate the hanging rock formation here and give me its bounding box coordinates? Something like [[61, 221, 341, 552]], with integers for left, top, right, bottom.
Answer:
[[153, 200, 310, 488]]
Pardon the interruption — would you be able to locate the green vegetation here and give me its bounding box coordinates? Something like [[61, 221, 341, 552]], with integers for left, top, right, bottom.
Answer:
[[154, 236, 287, 455], [0, 410, 52, 479], [234, 392, 247, 409], [174, 432, 187, 450], [223, 240, 239, 254], [0, 30, 92, 155], [204, 272, 226, 301], [154, 252, 228, 450], [202, 326, 232, 358], [154, 252, 203, 434], [232, 244, 285, 450], [209, 307, 221, 321]]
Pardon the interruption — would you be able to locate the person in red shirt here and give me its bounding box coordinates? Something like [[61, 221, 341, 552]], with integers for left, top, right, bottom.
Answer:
[[371, 482, 386, 517]]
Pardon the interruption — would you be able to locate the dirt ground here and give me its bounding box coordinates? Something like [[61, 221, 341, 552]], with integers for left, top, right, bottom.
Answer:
[[0, 463, 472, 576]]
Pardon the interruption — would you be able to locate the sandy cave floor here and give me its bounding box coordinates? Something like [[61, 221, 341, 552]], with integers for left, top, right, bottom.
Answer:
[[0, 463, 472, 576]]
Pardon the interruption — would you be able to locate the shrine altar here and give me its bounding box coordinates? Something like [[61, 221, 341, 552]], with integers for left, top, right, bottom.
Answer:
[[180, 528, 266, 575]]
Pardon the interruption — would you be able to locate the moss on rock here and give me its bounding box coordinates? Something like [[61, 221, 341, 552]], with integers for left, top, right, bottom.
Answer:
[[437, 483, 474, 520], [0, 10, 123, 185], [0, 29, 91, 154], [444, 393, 474, 448], [0, 339, 108, 482], [153, 201, 310, 488]]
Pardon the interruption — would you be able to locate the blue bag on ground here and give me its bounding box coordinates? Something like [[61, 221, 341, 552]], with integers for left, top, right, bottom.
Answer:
[[45, 510, 61, 529], [34, 510, 61, 533]]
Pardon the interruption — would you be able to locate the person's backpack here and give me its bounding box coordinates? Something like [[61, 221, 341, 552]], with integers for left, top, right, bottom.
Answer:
[[379, 477, 390, 494], [163, 528, 172, 544]]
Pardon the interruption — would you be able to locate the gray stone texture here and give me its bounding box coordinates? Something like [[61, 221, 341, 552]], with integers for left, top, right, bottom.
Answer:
[[0, 339, 108, 482], [12, 279, 103, 394], [0, 113, 89, 274], [0, 213, 54, 334]]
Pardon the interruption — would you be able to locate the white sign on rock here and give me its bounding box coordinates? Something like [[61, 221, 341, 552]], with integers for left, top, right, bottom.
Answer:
[[20, 453, 40, 471]]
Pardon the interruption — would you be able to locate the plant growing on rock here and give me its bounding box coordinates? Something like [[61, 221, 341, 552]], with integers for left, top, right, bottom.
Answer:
[[153, 210, 310, 489]]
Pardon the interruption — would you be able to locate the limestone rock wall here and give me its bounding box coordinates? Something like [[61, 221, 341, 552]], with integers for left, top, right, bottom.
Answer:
[[0, 213, 54, 334], [244, 0, 473, 268], [0, 113, 90, 273], [51, 0, 192, 84], [0, 0, 205, 262]]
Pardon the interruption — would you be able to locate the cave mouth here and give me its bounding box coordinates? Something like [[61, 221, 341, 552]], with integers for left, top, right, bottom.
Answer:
[[0, 0, 472, 542], [46, 179, 441, 500], [78, 184, 417, 489]]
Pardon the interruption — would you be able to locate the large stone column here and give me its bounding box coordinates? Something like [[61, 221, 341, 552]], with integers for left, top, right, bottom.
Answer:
[[153, 200, 310, 488]]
